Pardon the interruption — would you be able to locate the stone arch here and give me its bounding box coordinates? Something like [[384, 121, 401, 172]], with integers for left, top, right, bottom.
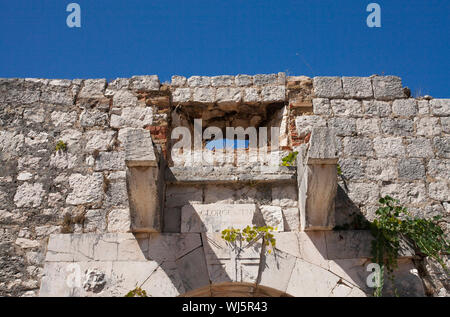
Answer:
[[180, 282, 293, 297]]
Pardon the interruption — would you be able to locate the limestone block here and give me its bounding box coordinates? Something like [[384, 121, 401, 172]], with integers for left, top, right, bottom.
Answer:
[[235, 75, 253, 86], [392, 99, 417, 117], [398, 158, 426, 180], [298, 164, 336, 231], [85, 130, 116, 152], [372, 76, 406, 100], [141, 261, 186, 297], [171, 75, 187, 87], [181, 204, 259, 233], [382, 259, 425, 297], [78, 79, 106, 99], [127, 166, 162, 232], [120, 128, 157, 167], [172, 88, 191, 103], [427, 159, 450, 180], [110, 107, 153, 129], [216, 87, 241, 105], [258, 249, 296, 292], [366, 159, 398, 181], [202, 233, 262, 285], [146, 233, 202, 262], [373, 137, 405, 157], [428, 181, 450, 201], [331, 99, 363, 117], [84, 209, 107, 233], [363, 100, 391, 117], [298, 231, 329, 269], [282, 208, 301, 231], [94, 152, 125, 171], [342, 77, 373, 99], [380, 182, 427, 205], [243, 88, 260, 103], [313, 77, 344, 98], [324, 231, 373, 259], [261, 86, 285, 102], [430, 99, 450, 116], [165, 185, 203, 208], [307, 127, 338, 164], [328, 258, 371, 291], [204, 185, 234, 204], [130, 75, 160, 92], [355, 118, 380, 135], [253, 74, 278, 86], [343, 137, 374, 157], [295, 115, 327, 137], [176, 247, 210, 292], [107, 209, 131, 233], [15, 238, 41, 249], [312, 98, 331, 115], [14, 182, 45, 208], [187, 76, 211, 87], [432, 137, 448, 160], [193, 87, 215, 103], [211, 75, 234, 86], [66, 173, 104, 205], [286, 258, 341, 296], [51, 111, 77, 128], [272, 184, 298, 207], [79, 109, 108, 127], [259, 206, 284, 231], [415, 117, 441, 136]]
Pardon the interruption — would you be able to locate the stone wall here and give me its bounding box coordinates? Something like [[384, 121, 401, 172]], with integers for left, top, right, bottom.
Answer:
[[0, 74, 448, 297]]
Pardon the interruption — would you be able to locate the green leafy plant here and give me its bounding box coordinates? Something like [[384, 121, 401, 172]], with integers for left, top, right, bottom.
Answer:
[[337, 164, 342, 176], [125, 287, 148, 297], [55, 140, 67, 152], [222, 225, 276, 254], [281, 151, 298, 166], [370, 196, 449, 296]]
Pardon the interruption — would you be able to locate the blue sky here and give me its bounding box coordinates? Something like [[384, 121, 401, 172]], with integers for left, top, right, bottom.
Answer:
[[0, 1, 449, 97]]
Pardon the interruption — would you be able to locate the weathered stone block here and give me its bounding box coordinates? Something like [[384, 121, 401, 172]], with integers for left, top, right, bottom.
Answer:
[[13, 182, 45, 208], [312, 98, 331, 115], [66, 173, 104, 205], [78, 79, 106, 99], [235, 75, 253, 86], [172, 88, 191, 103], [259, 205, 284, 231], [94, 152, 125, 171], [342, 77, 373, 99], [110, 107, 153, 129], [243, 88, 260, 103], [428, 181, 449, 201], [85, 130, 116, 152], [381, 118, 414, 135], [433, 136, 449, 158], [331, 99, 363, 117], [211, 75, 234, 87], [253, 74, 278, 86], [406, 138, 433, 158], [363, 100, 391, 117], [171, 75, 187, 87], [108, 209, 131, 233], [313, 77, 344, 98], [261, 86, 285, 102], [392, 99, 417, 117], [216, 87, 241, 105], [130, 75, 160, 92], [193, 87, 215, 103], [366, 159, 397, 181], [415, 117, 441, 136], [80, 110, 108, 127], [373, 137, 405, 157], [430, 99, 450, 116], [343, 137, 373, 157], [372, 76, 406, 100], [120, 128, 157, 167], [328, 117, 356, 136], [187, 76, 211, 87], [181, 204, 259, 233], [295, 115, 327, 137]]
